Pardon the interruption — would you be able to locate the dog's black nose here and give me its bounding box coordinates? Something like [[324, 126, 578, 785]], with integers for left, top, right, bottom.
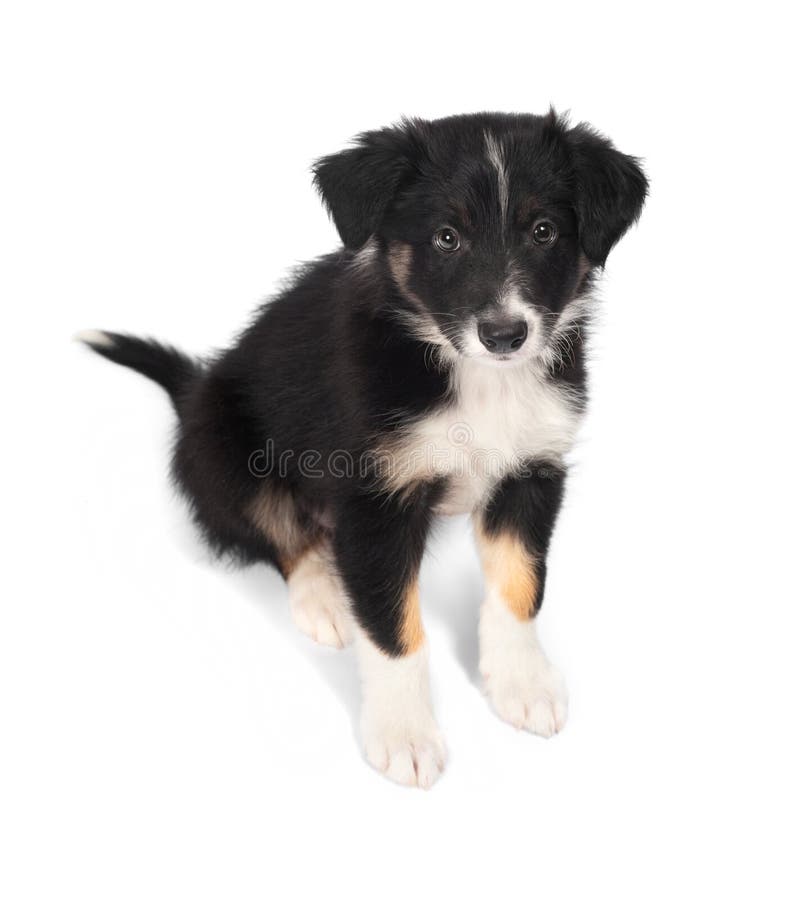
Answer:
[[477, 318, 528, 354]]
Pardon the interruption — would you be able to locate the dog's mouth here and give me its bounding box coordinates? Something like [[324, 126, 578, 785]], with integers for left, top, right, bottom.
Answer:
[[465, 348, 536, 368]]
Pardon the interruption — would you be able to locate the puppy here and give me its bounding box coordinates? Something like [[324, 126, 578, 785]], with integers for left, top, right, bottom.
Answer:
[[79, 111, 647, 788]]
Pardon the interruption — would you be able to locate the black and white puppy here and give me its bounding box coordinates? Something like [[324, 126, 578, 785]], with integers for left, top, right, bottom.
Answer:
[[79, 111, 647, 788]]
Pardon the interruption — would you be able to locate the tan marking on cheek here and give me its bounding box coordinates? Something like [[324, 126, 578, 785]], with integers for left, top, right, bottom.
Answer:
[[400, 581, 425, 654], [388, 241, 425, 312], [388, 241, 428, 311], [388, 241, 414, 294], [386, 241, 459, 360], [476, 526, 539, 619]]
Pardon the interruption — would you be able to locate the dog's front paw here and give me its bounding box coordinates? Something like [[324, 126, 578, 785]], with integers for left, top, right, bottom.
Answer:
[[481, 657, 568, 736], [480, 601, 568, 736], [362, 709, 447, 789], [357, 641, 447, 788]]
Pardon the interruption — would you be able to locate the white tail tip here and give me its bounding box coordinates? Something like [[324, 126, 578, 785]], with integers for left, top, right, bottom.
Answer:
[[74, 329, 115, 348]]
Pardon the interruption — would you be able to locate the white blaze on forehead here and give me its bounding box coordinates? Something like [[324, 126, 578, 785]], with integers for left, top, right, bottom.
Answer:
[[484, 130, 509, 228]]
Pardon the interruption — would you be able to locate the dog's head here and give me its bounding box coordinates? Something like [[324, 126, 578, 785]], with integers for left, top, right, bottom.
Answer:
[[313, 112, 647, 366]]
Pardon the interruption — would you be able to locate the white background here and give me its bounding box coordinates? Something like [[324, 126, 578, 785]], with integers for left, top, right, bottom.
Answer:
[[2, 2, 794, 897]]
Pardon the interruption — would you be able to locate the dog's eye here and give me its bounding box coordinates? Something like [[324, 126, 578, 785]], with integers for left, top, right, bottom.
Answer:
[[532, 220, 558, 245], [433, 227, 461, 253]]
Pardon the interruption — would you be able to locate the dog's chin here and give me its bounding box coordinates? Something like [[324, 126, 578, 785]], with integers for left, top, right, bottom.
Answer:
[[461, 349, 537, 369]]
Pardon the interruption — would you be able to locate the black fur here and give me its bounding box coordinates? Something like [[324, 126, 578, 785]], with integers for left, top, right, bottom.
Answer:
[[567, 123, 648, 266], [81, 111, 647, 657], [85, 332, 199, 406], [333, 479, 446, 653]]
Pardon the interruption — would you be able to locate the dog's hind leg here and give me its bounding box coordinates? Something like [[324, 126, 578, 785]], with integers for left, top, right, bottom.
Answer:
[[286, 543, 352, 648], [247, 484, 352, 648]]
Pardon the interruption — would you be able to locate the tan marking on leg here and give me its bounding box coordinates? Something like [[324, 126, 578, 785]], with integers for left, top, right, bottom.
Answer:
[[279, 554, 301, 578], [287, 543, 352, 647], [247, 484, 315, 576], [475, 526, 540, 619], [400, 581, 425, 654]]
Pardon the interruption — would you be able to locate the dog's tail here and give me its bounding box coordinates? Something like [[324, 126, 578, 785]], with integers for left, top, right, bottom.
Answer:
[[75, 330, 201, 409]]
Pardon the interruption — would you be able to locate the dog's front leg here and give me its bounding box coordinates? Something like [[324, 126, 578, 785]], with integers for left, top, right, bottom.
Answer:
[[475, 463, 569, 736], [333, 482, 446, 788]]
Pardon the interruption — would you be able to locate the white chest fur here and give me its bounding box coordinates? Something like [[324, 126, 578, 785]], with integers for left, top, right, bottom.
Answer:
[[386, 359, 582, 515]]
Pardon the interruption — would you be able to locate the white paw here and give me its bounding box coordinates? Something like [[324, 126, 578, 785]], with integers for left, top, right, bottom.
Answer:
[[362, 713, 447, 789], [482, 658, 568, 736], [480, 598, 568, 736], [357, 640, 446, 789], [288, 551, 352, 648]]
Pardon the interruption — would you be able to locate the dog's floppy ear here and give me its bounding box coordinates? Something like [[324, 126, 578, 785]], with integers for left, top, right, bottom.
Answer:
[[313, 123, 420, 250], [567, 123, 648, 266]]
